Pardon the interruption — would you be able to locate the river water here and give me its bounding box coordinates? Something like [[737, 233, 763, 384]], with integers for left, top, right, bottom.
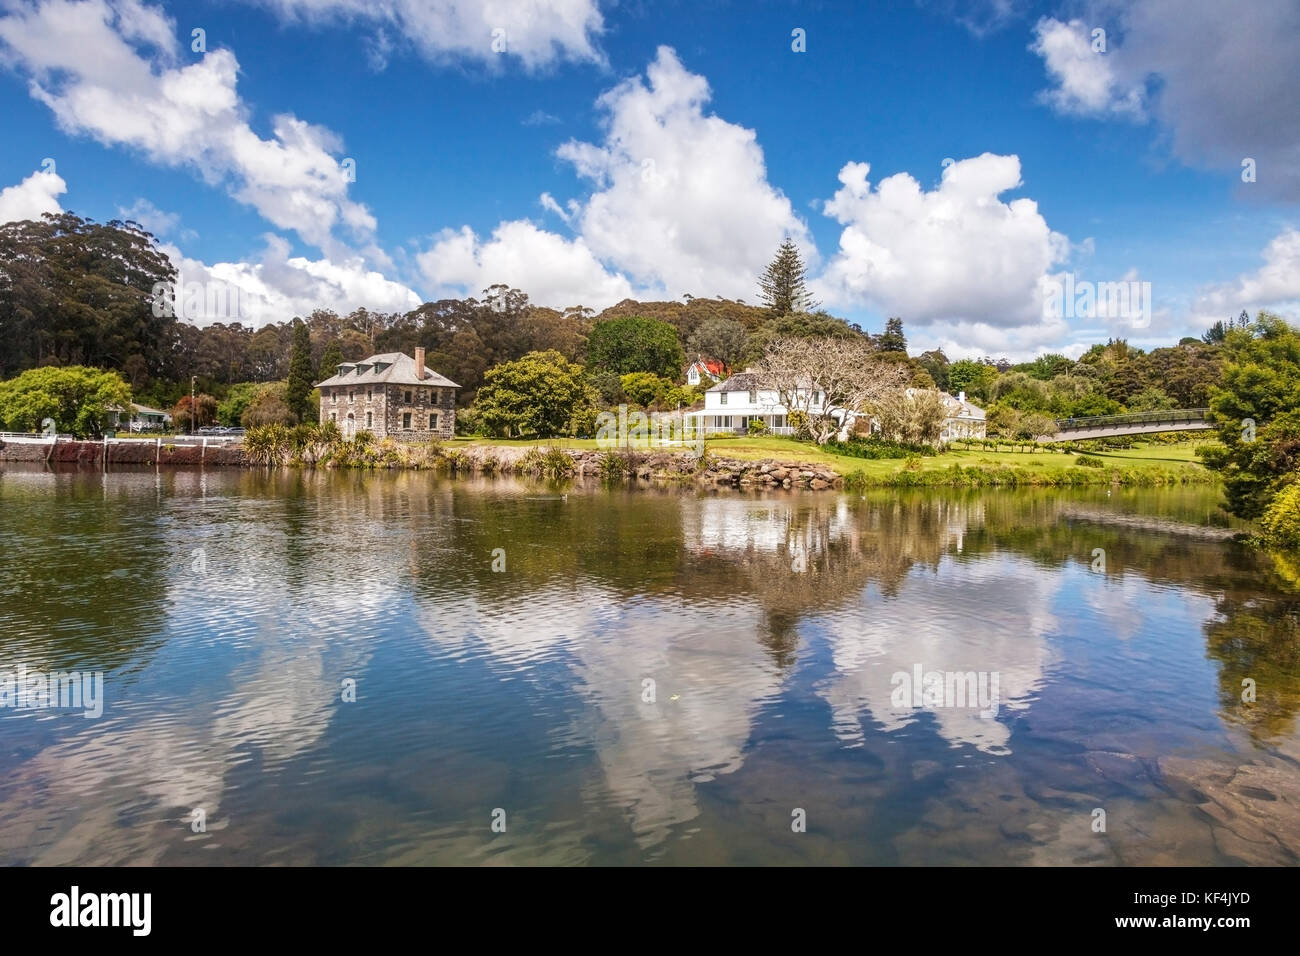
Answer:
[[0, 465, 1296, 865]]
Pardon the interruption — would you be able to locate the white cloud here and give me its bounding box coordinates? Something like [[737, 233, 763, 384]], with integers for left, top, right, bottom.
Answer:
[[419, 47, 813, 309], [117, 197, 180, 236], [557, 46, 813, 299], [1029, 17, 1144, 117], [1032, 2, 1300, 199], [162, 234, 421, 327], [250, 0, 605, 70], [522, 109, 561, 126], [417, 220, 637, 308], [0, 0, 374, 252], [0, 167, 66, 223], [814, 153, 1072, 343], [1191, 227, 1300, 324]]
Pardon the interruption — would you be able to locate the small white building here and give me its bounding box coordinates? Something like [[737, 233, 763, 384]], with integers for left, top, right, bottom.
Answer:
[[685, 371, 847, 436], [937, 390, 987, 441]]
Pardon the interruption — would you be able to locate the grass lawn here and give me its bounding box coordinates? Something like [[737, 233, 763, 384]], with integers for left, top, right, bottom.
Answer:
[[450, 434, 1215, 479]]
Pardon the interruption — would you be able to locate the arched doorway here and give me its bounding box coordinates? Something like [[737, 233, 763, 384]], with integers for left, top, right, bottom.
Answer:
[[344, 412, 356, 439]]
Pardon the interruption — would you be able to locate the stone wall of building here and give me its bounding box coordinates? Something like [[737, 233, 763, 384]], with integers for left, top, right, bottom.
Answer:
[[382, 385, 455, 441], [320, 382, 456, 441], [320, 386, 389, 436]]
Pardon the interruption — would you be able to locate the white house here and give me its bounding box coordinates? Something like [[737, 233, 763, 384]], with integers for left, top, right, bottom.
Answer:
[[685, 371, 847, 436], [937, 390, 987, 441]]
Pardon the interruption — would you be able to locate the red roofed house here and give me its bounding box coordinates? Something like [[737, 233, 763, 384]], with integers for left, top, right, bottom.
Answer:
[[685, 357, 728, 387]]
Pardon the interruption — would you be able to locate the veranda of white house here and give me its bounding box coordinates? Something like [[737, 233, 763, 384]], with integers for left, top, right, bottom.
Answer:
[[684, 375, 988, 441], [684, 373, 842, 436]]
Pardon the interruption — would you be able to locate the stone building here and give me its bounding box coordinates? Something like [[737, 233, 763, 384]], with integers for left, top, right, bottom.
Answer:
[[315, 348, 460, 441]]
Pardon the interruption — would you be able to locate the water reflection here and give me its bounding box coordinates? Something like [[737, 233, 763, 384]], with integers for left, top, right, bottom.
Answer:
[[0, 466, 1297, 864]]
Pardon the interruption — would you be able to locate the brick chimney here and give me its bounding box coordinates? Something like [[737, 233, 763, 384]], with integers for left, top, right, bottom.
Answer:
[[414, 347, 425, 380]]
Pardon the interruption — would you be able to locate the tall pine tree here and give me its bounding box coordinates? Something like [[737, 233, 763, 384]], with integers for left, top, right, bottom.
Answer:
[[758, 238, 819, 316], [877, 317, 907, 352], [286, 320, 315, 423]]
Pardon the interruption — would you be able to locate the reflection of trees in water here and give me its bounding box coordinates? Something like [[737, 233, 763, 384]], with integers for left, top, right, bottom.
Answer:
[[1205, 594, 1300, 744], [237, 475, 1300, 750], [0, 468, 171, 671]]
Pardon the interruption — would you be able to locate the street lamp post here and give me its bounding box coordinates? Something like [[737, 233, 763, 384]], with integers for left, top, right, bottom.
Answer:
[[191, 376, 197, 435]]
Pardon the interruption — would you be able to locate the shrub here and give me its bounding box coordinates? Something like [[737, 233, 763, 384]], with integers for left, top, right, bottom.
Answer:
[[1259, 481, 1300, 550], [517, 445, 575, 479], [826, 435, 935, 459], [1075, 455, 1106, 468], [597, 451, 630, 481], [747, 418, 768, 436]]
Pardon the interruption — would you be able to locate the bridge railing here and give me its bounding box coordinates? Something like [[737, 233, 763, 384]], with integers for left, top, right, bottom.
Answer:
[[1054, 408, 1209, 431]]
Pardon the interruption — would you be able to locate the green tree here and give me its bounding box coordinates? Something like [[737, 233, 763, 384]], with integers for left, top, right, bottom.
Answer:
[[473, 350, 592, 438], [1125, 386, 1178, 411], [1018, 353, 1075, 381], [758, 238, 819, 316], [947, 359, 998, 400], [318, 340, 343, 381], [687, 317, 747, 370], [619, 372, 670, 407], [241, 383, 294, 427], [586, 316, 684, 379], [217, 382, 264, 426], [876, 317, 907, 353], [286, 320, 314, 423], [917, 349, 950, 392], [0, 365, 133, 438], [0, 214, 177, 380], [1199, 313, 1300, 519]]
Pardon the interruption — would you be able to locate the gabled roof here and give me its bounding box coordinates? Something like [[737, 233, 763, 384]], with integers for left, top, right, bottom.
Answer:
[[938, 391, 986, 421], [686, 357, 727, 377], [315, 352, 460, 389]]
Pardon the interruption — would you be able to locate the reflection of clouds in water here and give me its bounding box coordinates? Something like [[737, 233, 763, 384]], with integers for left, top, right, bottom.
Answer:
[[7, 579, 384, 862], [817, 553, 1057, 755], [572, 602, 782, 848], [1076, 567, 1170, 642], [415, 585, 782, 847]]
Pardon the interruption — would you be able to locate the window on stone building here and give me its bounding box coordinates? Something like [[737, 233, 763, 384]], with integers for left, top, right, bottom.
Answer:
[[366, 412, 372, 428], [429, 413, 438, 429], [403, 412, 411, 430], [404, 390, 412, 404]]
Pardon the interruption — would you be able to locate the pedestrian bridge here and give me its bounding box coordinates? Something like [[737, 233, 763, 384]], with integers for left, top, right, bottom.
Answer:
[[1050, 408, 1211, 441]]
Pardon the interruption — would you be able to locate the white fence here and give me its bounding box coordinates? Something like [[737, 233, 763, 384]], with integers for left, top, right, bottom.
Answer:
[[0, 433, 243, 447]]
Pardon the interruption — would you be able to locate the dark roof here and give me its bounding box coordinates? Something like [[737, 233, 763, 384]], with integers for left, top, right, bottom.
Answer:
[[708, 372, 764, 392], [315, 352, 459, 389]]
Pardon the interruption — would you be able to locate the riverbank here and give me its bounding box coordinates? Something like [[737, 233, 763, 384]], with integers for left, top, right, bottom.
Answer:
[[447, 436, 1218, 489], [1, 433, 1218, 491], [0, 437, 246, 466]]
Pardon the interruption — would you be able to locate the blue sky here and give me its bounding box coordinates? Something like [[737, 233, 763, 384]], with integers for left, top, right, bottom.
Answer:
[[0, 0, 1296, 360]]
